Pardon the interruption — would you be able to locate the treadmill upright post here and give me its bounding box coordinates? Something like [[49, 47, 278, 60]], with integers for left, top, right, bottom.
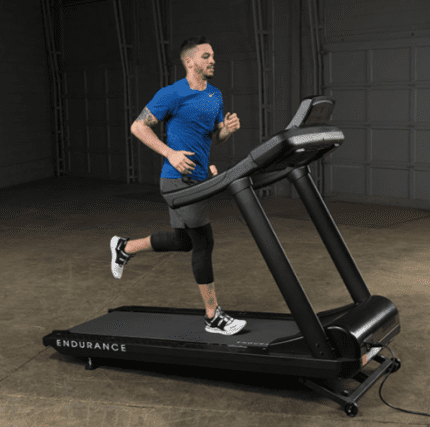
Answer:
[[229, 177, 336, 360], [287, 166, 371, 304]]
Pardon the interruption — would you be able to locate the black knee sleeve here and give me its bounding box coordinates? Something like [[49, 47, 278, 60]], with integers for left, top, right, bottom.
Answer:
[[185, 223, 214, 284], [150, 229, 193, 252]]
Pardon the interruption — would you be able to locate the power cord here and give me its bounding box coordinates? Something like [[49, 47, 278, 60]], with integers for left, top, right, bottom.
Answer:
[[366, 341, 430, 417]]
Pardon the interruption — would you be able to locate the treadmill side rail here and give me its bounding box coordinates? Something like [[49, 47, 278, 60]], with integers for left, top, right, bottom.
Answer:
[[43, 329, 361, 379]]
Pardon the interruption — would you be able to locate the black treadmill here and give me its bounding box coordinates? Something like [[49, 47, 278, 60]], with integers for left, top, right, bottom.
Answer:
[[43, 96, 401, 417]]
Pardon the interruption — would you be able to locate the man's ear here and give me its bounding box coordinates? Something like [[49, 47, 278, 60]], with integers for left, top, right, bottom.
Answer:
[[184, 57, 192, 69]]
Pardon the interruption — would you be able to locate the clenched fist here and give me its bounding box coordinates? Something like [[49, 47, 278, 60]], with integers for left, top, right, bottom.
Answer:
[[223, 112, 240, 134]]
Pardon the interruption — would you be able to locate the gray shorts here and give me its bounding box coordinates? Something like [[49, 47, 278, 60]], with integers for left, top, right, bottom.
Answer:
[[160, 178, 210, 229]]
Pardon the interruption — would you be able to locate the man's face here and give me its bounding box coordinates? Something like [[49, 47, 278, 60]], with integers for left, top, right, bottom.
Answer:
[[189, 43, 215, 80]]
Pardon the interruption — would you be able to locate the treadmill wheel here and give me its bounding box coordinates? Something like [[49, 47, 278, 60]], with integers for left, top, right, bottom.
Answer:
[[344, 402, 359, 417]]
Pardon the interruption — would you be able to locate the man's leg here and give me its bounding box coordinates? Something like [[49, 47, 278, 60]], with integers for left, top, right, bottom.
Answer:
[[111, 230, 192, 279], [125, 236, 153, 253], [198, 282, 218, 319], [125, 229, 194, 254], [122, 226, 219, 318], [183, 224, 218, 319], [125, 231, 218, 318]]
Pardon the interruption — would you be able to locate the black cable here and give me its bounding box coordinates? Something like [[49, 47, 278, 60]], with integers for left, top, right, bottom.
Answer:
[[367, 342, 430, 417]]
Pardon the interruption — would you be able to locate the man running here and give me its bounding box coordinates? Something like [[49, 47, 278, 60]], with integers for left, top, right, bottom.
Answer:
[[110, 36, 246, 336]]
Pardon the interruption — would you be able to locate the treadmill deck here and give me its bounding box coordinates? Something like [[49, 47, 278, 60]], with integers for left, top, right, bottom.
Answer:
[[69, 310, 302, 347]]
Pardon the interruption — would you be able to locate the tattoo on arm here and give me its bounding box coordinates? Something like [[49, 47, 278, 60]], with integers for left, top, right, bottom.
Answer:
[[135, 107, 159, 127]]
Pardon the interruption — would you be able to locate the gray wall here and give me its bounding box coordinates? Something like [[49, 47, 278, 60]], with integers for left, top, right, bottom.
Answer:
[[0, 1, 53, 189], [135, 0, 166, 185], [61, 0, 127, 181], [323, 0, 430, 208]]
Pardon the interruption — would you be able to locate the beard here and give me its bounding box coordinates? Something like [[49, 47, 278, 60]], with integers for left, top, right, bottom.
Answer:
[[198, 66, 214, 80]]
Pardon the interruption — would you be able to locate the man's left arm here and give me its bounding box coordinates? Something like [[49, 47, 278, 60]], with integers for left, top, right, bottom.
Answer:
[[211, 112, 240, 145]]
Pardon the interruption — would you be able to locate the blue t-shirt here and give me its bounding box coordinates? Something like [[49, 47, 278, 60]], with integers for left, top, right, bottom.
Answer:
[[146, 78, 224, 180]]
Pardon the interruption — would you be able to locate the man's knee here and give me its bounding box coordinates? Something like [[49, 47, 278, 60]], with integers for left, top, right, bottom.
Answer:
[[151, 230, 192, 252], [188, 224, 214, 253]]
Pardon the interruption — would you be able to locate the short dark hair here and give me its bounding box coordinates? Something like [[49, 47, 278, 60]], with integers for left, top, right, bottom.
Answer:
[[179, 36, 212, 60]]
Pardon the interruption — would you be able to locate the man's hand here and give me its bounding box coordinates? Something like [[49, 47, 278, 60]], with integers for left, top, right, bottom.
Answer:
[[167, 150, 196, 174], [209, 165, 218, 176], [223, 112, 240, 134], [213, 112, 240, 145]]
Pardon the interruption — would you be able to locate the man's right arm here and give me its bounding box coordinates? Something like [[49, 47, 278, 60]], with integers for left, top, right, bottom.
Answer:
[[131, 106, 196, 174], [130, 107, 174, 159]]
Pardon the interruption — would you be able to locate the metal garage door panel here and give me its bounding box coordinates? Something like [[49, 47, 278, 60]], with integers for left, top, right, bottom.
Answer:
[[110, 154, 127, 181], [372, 129, 409, 162], [330, 165, 366, 195], [65, 67, 125, 179], [109, 126, 126, 154], [70, 151, 87, 176], [89, 153, 109, 178], [62, 1, 119, 66], [371, 48, 410, 82], [370, 90, 410, 122], [372, 168, 409, 198], [67, 98, 86, 125], [416, 171, 430, 200], [233, 94, 259, 137], [68, 126, 86, 152], [324, 1, 430, 208], [328, 51, 367, 84], [65, 71, 85, 96], [86, 67, 106, 95], [330, 90, 366, 122], [234, 60, 258, 90], [108, 97, 124, 126], [87, 98, 106, 124], [88, 125, 107, 153], [416, 130, 430, 163], [416, 89, 430, 123], [105, 68, 123, 96], [330, 128, 367, 162], [324, 0, 430, 42], [416, 46, 430, 78]]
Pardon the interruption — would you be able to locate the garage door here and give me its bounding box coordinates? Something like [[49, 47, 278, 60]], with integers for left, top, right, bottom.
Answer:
[[322, 0, 430, 209]]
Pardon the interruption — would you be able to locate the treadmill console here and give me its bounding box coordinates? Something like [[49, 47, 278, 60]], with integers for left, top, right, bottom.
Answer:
[[285, 96, 336, 130], [258, 96, 337, 173]]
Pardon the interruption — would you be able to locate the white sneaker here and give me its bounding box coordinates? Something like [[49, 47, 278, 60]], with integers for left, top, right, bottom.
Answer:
[[205, 306, 247, 336], [110, 236, 135, 279]]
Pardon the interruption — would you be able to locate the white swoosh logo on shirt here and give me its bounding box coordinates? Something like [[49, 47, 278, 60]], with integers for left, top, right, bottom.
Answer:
[[209, 93, 215, 97]]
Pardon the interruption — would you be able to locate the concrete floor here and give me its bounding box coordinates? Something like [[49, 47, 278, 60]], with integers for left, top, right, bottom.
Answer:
[[1, 176, 429, 427]]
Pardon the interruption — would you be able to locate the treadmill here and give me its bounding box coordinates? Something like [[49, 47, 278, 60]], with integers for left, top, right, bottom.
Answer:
[[43, 96, 401, 417]]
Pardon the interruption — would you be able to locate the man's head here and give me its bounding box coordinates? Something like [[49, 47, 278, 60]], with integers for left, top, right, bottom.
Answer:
[[180, 36, 215, 80]]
